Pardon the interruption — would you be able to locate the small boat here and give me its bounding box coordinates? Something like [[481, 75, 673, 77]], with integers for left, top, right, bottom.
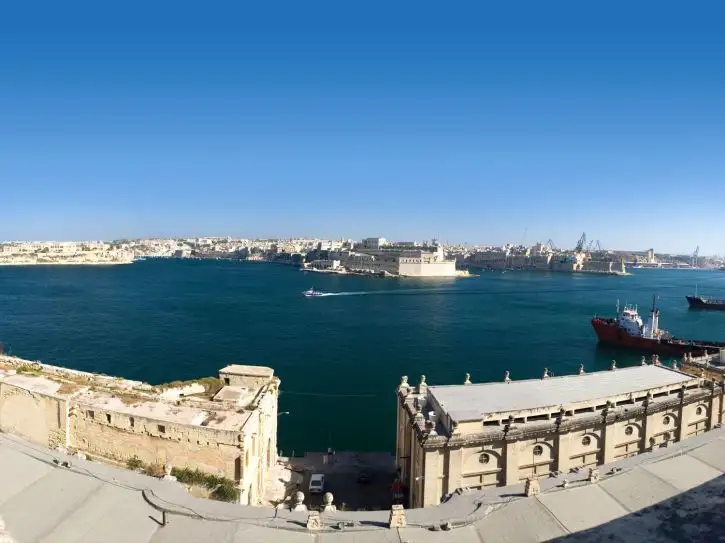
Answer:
[[303, 288, 323, 297]]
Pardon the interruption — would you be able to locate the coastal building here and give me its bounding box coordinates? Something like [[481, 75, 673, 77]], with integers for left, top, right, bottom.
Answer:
[[0, 356, 280, 505], [311, 238, 458, 277], [395, 363, 720, 507]]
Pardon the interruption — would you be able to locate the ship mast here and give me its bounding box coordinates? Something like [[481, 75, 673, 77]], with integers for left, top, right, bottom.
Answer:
[[648, 294, 660, 338]]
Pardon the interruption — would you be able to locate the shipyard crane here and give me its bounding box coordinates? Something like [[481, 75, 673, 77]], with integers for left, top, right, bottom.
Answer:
[[594, 240, 602, 252], [692, 246, 700, 268], [575, 232, 587, 253], [546, 239, 557, 251]]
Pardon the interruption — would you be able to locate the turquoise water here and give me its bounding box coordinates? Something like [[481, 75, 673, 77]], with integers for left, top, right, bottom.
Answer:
[[2, 260, 725, 453]]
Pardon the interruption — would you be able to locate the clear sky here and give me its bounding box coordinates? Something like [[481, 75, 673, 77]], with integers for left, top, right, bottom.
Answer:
[[2, 2, 724, 254]]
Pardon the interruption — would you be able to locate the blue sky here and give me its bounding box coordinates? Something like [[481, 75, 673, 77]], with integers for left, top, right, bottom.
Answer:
[[2, 3, 725, 253]]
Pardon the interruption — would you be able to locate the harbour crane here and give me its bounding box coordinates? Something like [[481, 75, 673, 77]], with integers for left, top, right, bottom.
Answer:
[[692, 246, 700, 268], [575, 232, 587, 253], [546, 239, 557, 251]]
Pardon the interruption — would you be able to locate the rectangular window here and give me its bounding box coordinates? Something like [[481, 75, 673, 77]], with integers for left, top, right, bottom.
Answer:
[[106, 414, 111, 423], [158, 425, 166, 433], [224, 377, 230, 385], [129, 417, 135, 428], [87, 410, 95, 419]]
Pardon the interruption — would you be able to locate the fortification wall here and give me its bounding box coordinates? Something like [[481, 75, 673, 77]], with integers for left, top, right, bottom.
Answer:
[[398, 260, 457, 277], [69, 406, 243, 477], [0, 381, 67, 449]]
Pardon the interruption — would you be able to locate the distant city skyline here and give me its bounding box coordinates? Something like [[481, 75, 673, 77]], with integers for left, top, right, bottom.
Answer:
[[2, 7, 724, 254]]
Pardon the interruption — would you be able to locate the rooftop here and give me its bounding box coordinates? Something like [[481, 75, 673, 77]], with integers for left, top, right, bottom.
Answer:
[[219, 364, 274, 377], [429, 365, 695, 422], [2, 428, 725, 542]]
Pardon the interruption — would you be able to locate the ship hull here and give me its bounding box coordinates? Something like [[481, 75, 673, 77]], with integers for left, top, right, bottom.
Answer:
[[591, 318, 725, 356], [686, 296, 725, 310]]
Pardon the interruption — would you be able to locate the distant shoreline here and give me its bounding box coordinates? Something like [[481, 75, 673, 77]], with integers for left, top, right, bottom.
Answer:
[[0, 261, 134, 267]]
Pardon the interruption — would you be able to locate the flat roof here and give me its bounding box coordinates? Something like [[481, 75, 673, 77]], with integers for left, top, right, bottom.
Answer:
[[219, 364, 274, 377], [429, 365, 695, 422]]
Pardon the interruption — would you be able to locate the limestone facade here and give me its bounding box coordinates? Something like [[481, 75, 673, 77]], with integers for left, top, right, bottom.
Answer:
[[396, 363, 721, 508], [0, 357, 279, 504]]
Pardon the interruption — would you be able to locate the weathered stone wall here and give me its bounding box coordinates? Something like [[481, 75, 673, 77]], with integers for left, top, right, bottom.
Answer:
[[0, 382, 67, 449], [0, 360, 280, 504], [69, 406, 243, 476]]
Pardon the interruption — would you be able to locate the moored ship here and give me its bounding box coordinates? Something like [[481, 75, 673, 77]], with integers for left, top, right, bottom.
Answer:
[[686, 286, 725, 310], [591, 297, 725, 356], [686, 296, 725, 310]]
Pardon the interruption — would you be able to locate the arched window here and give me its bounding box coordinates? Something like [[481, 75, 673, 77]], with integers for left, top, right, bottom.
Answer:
[[696, 406, 703, 416], [663, 416, 671, 425]]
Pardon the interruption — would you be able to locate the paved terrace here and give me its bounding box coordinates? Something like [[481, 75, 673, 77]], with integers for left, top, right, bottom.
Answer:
[[2, 429, 725, 542]]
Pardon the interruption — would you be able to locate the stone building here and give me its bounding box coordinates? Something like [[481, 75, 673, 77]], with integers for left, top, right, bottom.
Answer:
[[0, 357, 279, 505], [396, 362, 721, 508]]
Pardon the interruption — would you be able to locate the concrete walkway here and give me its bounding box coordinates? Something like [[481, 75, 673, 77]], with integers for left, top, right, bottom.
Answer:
[[2, 430, 725, 542]]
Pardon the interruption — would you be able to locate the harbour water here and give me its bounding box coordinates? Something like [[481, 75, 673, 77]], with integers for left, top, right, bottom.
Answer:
[[1, 260, 725, 453]]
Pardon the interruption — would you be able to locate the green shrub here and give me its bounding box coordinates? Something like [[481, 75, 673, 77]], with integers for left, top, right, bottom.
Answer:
[[126, 456, 144, 470], [210, 482, 240, 502]]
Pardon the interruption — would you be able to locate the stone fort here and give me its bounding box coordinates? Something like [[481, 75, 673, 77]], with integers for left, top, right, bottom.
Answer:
[[0, 355, 279, 505]]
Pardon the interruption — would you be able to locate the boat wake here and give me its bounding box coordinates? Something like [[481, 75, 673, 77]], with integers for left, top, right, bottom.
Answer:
[[312, 288, 454, 297], [316, 291, 368, 296]]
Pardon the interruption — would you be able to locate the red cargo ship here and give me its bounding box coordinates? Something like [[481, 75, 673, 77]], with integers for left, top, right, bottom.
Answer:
[[591, 297, 725, 356]]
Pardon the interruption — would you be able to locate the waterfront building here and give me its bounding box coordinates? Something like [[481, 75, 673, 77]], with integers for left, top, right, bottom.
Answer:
[[337, 238, 458, 277], [395, 363, 720, 507], [0, 357, 280, 505]]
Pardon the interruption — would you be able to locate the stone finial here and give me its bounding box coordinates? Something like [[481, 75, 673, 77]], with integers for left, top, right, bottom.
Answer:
[[292, 491, 307, 512], [654, 354, 661, 366], [389, 504, 406, 529], [464, 373, 471, 385], [398, 375, 410, 394], [672, 360, 678, 370], [418, 375, 427, 393], [578, 364, 585, 375], [542, 368, 550, 379], [610, 360, 617, 371], [163, 464, 177, 481], [504, 370, 511, 383], [524, 477, 540, 497], [588, 468, 600, 483], [641, 356, 647, 366], [681, 354, 687, 363], [322, 492, 337, 512], [306, 511, 322, 530], [425, 419, 437, 436]]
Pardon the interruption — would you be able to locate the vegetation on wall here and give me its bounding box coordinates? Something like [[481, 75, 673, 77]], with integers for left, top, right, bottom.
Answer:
[[171, 467, 240, 502]]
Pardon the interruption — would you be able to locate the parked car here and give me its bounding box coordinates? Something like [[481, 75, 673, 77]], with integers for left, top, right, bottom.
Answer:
[[309, 473, 325, 494]]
